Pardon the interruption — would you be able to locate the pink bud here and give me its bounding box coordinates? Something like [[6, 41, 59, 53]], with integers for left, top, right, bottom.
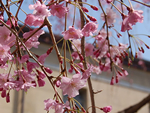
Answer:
[[0, 88, 3, 91], [101, 106, 112, 113], [6, 93, 10, 103], [106, 0, 113, 3], [145, 44, 150, 49], [141, 47, 144, 53], [55, 80, 61, 87], [36, 70, 46, 79], [81, 7, 89, 12], [90, 5, 98, 11], [44, 67, 53, 74], [68, 68, 73, 73], [47, 47, 53, 55], [110, 76, 114, 85], [106, 53, 110, 58], [79, 54, 84, 61], [87, 15, 97, 22], [116, 75, 119, 83], [117, 71, 123, 76], [37, 78, 45, 87], [1, 90, 6, 98]]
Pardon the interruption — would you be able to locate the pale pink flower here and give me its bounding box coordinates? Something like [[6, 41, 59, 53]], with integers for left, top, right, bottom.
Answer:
[[23, 29, 44, 49], [17, 55, 29, 63], [91, 65, 101, 75], [44, 99, 69, 113], [101, 106, 112, 113], [121, 10, 143, 32], [85, 43, 94, 56], [21, 82, 35, 92], [29, 1, 51, 20], [44, 99, 56, 111], [50, 3, 68, 18], [14, 69, 36, 83], [72, 39, 81, 52], [101, 8, 116, 25], [82, 22, 98, 37], [0, 26, 16, 46], [0, 44, 11, 59], [27, 62, 39, 73], [25, 14, 37, 26], [142, 0, 150, 3], [6, 18, 17, 27], [60, 73, 86, 97], [82, 66, 92, 80], [95, 29, 107, 41], [62, 26, 83, 40], [38, 53, 48, 64]]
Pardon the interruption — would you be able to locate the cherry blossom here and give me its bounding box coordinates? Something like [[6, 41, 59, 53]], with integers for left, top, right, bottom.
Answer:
[[44, 99, 69, 113], [50, 3, 68, 18], [0, 26, 16, 46], [60, 73, 86, 98], [29, 1, 51, 20], [82, 22, 98, 37], [101, 8, 116, 25], [101, 106, 112, 113], [23, 29, 45, 49], [121, 10, 143, 32], [62, 26, 83, 40]]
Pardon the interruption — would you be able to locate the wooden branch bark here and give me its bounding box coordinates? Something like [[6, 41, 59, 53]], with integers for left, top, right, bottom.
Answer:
[[78, 0, 96, 113], [118, 94, 150, 113]]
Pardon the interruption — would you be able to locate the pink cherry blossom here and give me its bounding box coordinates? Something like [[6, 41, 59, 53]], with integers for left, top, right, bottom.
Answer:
[[101, 106, 112, 113], [44, 99, 56, 111], [44, 99, 69, 113], [60, 73, 86, 98], [17, 55, 29, 63], [82, 22, 98, 37], [50, 3, 68, 18], [25, 14, 37, 26], [142, 0, 150, 3], [38, 53, 48, 64], [101, 8, 116, 25], [0, 26, 16, 46], [62, 26, 83, 40], [71, 39, 81, 52], [29, 1, 51, 20], [91, 65, 102, 75], [85, 43, 94, 56], [14, 69, 36, 83], [121, 10, 143, 32], [21, 82, 35, 92], [23, 29, 44, 49]]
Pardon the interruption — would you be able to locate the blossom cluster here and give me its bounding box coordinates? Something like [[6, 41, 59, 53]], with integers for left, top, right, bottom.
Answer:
[[0, 0, 149, 113]]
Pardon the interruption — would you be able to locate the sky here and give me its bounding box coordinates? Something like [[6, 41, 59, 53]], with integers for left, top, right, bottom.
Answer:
[[2, 0, 150, 61]]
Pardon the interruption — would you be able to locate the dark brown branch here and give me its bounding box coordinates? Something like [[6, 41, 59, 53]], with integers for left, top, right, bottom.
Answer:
[[78, 0, 96, 113], [118, 94, 150, 113]]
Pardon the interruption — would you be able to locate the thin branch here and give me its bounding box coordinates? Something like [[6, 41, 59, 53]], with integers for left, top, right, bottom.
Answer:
[[118, 94, 150, 113], [78, 0, 96, 113]]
